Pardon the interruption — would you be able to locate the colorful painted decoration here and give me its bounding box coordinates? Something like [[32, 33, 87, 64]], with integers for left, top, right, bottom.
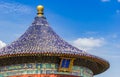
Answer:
[[0, 63, 93, 77], [0, 6, 109, 75], [61, 59, 70, 68]]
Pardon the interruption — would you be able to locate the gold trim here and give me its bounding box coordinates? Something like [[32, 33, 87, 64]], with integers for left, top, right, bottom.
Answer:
[[58, 57, 75, 72], [37, 5, 44, 16]]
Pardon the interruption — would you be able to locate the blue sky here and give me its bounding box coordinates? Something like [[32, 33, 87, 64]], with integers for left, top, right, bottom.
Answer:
[[0, 0, 120, 77]]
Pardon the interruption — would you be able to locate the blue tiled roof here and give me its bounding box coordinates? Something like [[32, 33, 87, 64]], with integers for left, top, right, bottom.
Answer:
[[0, 16, 109, 75], [0, 16, 86, 55]]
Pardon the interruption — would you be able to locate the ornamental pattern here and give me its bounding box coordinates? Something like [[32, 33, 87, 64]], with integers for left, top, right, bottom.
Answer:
[[0, 63, 93, 77], [0, 16, 109, 75], [0, 16, 85, 55]]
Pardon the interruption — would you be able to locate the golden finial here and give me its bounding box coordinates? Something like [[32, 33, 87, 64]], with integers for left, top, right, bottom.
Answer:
[[37, 5, 44, 16]]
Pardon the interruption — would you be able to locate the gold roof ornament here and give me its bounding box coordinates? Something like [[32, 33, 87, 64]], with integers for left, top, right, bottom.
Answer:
[[0, 4, 110, 75], [37, 5, 44, 16]]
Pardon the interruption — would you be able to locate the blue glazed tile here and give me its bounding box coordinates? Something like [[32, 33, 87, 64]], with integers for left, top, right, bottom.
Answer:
[[0, 16, 108, 67]]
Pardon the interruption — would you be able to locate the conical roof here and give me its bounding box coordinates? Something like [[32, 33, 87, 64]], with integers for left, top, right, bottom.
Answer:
[[0, 6, 109, 75], [0, 16, 85, 55]]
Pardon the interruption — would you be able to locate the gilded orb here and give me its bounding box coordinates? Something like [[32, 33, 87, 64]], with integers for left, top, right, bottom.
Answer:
[[37, 5, 44, 11]]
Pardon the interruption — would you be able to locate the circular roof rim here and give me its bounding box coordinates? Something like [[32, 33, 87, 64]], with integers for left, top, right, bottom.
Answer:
[[0, 52, 109, 75]]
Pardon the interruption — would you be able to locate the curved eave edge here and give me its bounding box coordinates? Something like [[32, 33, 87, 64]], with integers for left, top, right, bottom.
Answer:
[[0, 52, 109, 75]]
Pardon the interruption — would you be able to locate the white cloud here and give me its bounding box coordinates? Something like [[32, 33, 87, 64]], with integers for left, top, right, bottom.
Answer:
[[72, 37, 105, 51], [116, 10, 120, 14], [0, 1, 33, 14], [101, 0, 110, 2], [115, 44, 120, 48], [111, 34, 118, 38], [118, 0, 120, 2], [0, 40, 6, 49]]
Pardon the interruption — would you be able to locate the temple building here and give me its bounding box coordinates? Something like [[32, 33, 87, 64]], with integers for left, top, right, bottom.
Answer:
[[0, 5, 109, 77]]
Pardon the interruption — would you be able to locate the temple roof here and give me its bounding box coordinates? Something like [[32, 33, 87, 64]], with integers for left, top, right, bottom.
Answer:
[[0, 16, 85, 55], [0, 5, 109, 75]]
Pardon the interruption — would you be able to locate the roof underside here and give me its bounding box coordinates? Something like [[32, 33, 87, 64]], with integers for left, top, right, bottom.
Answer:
[[0, 16, 109, 75]]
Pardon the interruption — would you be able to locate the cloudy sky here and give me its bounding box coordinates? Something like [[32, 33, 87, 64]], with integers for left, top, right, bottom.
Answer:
[[0, 0, 120, 77]]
